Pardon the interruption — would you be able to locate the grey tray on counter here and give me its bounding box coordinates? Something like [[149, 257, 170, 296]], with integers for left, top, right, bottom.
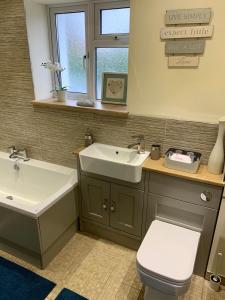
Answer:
[[164, 148, 202, 174]]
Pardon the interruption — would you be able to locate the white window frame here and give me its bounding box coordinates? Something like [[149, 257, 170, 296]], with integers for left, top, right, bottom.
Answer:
[[94, 1, 130, 41], [48, 0, 130, 100], [49, 4, 90, 99]]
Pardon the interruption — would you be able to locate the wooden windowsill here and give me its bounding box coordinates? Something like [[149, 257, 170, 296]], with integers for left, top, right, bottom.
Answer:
[[32, 98, 129, 118]]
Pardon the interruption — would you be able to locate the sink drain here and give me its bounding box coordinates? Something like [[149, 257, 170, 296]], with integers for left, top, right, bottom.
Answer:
[[6, 196, 13, 200]]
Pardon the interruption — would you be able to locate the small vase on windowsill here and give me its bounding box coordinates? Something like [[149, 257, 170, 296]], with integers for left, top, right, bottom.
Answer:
[[56, 90, 66, 102], [41, 62, 67, 102]]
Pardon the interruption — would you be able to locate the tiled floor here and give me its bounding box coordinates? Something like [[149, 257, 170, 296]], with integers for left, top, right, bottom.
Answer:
[[0, 232, 224, 300]]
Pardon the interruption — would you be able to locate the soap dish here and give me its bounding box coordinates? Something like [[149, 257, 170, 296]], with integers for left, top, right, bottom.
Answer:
[[164, 148, 202, 174], [77, 99, 95, 107]]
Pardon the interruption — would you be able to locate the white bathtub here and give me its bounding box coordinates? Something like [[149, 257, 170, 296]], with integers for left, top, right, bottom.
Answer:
[[0, 151, 77, 217]]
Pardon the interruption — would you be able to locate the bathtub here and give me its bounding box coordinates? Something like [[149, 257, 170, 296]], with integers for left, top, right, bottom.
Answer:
[[0, 151, 77, 217], [0, 151, 78, 268]]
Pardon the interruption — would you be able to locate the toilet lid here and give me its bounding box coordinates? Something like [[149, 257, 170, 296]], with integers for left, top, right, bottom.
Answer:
[[137, 220, 201, 284]]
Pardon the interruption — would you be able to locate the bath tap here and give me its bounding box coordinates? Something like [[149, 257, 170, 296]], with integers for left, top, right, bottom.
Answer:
[[8, 146, 30, 161], [128, 135, 145, 154]]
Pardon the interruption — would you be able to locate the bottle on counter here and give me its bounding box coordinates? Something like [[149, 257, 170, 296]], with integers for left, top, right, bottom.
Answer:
[[150, 144, 161, 160], [84, 128, 94, 147], [207, 117, 225, 175]]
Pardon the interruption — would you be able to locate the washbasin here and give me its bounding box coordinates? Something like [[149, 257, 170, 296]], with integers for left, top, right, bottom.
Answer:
[[79, 143, 150, 183]]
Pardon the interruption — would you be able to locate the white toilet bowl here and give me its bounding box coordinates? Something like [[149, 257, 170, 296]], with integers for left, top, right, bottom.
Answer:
[[136, 220, 201, 300]]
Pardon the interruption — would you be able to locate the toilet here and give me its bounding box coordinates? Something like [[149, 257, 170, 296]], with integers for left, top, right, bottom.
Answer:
[[136, 220, 201, 300]]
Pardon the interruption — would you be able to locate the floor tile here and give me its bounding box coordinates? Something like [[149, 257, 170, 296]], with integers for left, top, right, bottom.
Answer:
[[202, 280, 225, 300], [0, 232, 224, 300]]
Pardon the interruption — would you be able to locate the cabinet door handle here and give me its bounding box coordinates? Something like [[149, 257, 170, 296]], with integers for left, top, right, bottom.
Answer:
[[102, 199, 108, 210], [200, 191, 212, 202], [110, 202, 116, 212]]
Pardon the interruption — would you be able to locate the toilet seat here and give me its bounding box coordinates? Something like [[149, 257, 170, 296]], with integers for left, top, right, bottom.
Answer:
[[137, 220, 201, 285]]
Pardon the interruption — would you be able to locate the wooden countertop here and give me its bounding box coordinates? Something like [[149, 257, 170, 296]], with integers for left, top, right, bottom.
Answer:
[[32, 99, 129, 118], [143, 158, 225, 187], [73, 147, 225, 187], [73, 147, 84, 156]]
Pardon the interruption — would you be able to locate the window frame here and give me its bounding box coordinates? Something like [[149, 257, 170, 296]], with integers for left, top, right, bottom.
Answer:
[[49, 4, 90, 99], [94, 1, 130, 41], [48, 0, 130, 100]]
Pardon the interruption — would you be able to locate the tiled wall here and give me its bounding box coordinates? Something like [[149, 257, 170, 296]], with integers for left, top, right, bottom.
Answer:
[[0, 0, 218, 168]]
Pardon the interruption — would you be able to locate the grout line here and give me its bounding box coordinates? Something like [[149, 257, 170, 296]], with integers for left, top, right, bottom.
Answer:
[[162, 118, 168, 155]]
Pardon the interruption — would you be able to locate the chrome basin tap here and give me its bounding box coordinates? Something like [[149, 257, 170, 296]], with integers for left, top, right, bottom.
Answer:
[[128, 135, 145, 154], [8, 146, 30, 161]]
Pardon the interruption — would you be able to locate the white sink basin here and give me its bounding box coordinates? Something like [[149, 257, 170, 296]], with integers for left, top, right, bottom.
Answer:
[[79, 143, 150, 183]]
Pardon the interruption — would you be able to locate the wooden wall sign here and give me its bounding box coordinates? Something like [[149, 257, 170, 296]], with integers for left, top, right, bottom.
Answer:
[[165, 8, 212, 25], [161, 25, 213, 39], [168, 56, 199, 67], [165, 40, 205, 54]]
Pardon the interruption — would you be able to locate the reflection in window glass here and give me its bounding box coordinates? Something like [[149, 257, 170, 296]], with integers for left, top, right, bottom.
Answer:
[[96, 48, 129, 99], [101, 8, 130, 34], [56, 12, 87, 93]]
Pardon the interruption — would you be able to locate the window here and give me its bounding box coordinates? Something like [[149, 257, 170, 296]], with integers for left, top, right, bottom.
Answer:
[[100, 8, 130, 35], [49, 1, 130, 100]]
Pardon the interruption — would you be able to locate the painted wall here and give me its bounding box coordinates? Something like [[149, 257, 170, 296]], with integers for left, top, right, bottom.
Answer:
[[128, 0, 225, 122], [24, 0, 52, 100]]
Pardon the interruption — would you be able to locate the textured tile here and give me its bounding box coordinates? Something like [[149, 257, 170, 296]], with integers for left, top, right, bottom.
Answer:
[[91, 114, 166, 152], [164, 119, 218, 164], [0, 0, 26, 17], [95, 238, 136, 261], [122, 261, 143, 290], [66, 251, 117, 299], [115, 283, 143, 300], [180, 275, 204, 300], [127, 115, 166, 152]]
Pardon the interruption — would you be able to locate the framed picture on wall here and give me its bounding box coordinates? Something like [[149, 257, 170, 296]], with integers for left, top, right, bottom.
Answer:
[[101, 72, 128, 105]]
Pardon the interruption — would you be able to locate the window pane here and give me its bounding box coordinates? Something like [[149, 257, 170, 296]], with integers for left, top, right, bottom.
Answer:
[[96, 48, 129, 99], [101, 8, 130, 35], [56, 12, 87, 93]]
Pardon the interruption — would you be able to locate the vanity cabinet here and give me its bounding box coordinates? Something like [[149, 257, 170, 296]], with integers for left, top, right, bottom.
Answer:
[[80, 175, 144, 238], [78, 156, 223, 278]]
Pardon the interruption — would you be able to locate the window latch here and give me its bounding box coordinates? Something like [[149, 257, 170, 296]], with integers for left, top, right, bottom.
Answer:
[[83, 54, 88, 69]]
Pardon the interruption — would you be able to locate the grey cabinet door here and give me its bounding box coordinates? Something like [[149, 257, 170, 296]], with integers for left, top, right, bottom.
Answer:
[[149, 172, 222, 209], [81, 176, 110, 225], [110, 184, 144, 237]]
